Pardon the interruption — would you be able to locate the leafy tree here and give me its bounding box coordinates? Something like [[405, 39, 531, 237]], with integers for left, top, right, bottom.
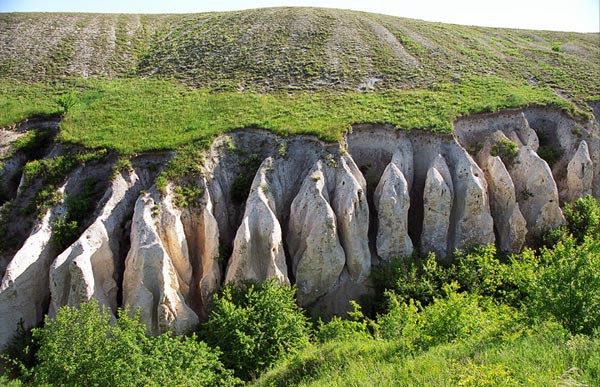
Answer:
[[202, 279, 310, 380]]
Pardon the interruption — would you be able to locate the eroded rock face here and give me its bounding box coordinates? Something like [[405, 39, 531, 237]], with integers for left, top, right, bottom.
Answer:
[[0, 170, 76, 348], [421, 159, 453, 259], [480, 155, 527, 252], [0, 106, 598, 343], [449, 151, 495, 252], [288, 163, 345, 306], [123, 189, 199, 335], [329, 154, 370, 282], [180, 185, 221, 320], [225, 158, 289, 284], [508, 146, 565, 241], [566, 140, 593, 203], [49, 168, 149, 317], [374, 157, 413, 260]]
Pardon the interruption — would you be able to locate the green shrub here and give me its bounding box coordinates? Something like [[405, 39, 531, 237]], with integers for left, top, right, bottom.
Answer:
[[12, 128, 54, 159], [55, 92, 77, 114], [51, 178, 98, 251], [315, 301, 377, 342], [524, 234, 600, 335], [379, 284, 522, 352], [50, 218, 79, 251], [538, 146, 564, 167], [371, 253, 451, 309], [111, 157, 133, 178], [490, 138, 518, 166], [202, 279, 310, 380], [29, 300, 236, 386], [563, 194, 600, 242]]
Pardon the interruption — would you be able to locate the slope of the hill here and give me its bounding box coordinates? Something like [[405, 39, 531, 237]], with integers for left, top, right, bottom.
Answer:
[[1, 8, 598, 154], [1, 8, 599, 96]]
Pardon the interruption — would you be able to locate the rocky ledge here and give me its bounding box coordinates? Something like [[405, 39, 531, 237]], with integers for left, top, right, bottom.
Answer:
[[0, 106, 598, 347]]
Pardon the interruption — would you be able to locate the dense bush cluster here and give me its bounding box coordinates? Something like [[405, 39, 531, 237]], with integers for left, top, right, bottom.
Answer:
[[2, 196, 599, 386]]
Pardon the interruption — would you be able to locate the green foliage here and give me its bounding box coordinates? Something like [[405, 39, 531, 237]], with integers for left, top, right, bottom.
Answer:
[[563, 194, 600, 242], [315, 302, 377, 343], [523, 234, 600, 335], [29, 300, 237, 386], [51, 178, 98, 251], [260, 309, 598, 386], [0, 75, 583, 155], [171, 183, 204, 208], [50, 218, 79, 252], [202, 279, 310, 380], [537, 145, 564, 167], [371, 245, 523, 312], [490, 138, 518, 166], [0, 320, 38, 379], [55, 93, 77, 114], [379, 284, 521, 352], [230, 154, 263, 205], [111, 157, 133, 178]]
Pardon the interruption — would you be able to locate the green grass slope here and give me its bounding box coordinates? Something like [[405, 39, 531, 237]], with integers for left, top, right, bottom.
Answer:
[[0, 7, 598, 153]]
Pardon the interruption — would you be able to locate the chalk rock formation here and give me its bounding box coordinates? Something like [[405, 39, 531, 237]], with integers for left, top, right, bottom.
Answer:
[[508, 146, 565, 241], [180, 185, 221, 319], [481, 155, 527, 252], [329, 154, 371, 282], [421, 156, 453, 259], [123, 189, 199, 335], [225, 158, 289, 284], [0, 171, 76, 348], [566, 140, 593, 202], [49, 169, 148, 316], [449, 151, 495, 251], [288, 163, 345, 306], [374, 154, 413, 260]]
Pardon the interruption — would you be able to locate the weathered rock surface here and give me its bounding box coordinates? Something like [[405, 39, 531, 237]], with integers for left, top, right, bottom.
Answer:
[[180, 184, 221, 319], [0, 106, 598, 343], [49, 168, 149, 317], [421, 158, 453, 259], [329, 154, 371, 282], [566, 140, 593, 202], [449, 151, 495, 252], [288, 163, 345, 306], [225, 158, 289, 284], [508, 146, 565, 241], [123, 189, 199, 335], [374, 156, 413, 260], [0, 170, 76, 348], [480, 155, 527, 252]]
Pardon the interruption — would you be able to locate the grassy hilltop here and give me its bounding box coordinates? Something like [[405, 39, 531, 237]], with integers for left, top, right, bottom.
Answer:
[[1, 7, 599, 153]]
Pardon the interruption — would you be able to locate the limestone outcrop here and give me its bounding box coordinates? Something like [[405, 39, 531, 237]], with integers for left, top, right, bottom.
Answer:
[[49, 168, 149, 317], [225, 158, 290, 284], [449, 151, 495, 252], [374, 153, 413, 260], [421, 157, 453, 259], [566, 140, 593, 203], [0, 106, 598, 345], [508, 146, 565, 241], [0, 169, 78, 348], [480, 155, 527, 252], [288, 163, 345, 306], [123, 189, 199, 335]]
